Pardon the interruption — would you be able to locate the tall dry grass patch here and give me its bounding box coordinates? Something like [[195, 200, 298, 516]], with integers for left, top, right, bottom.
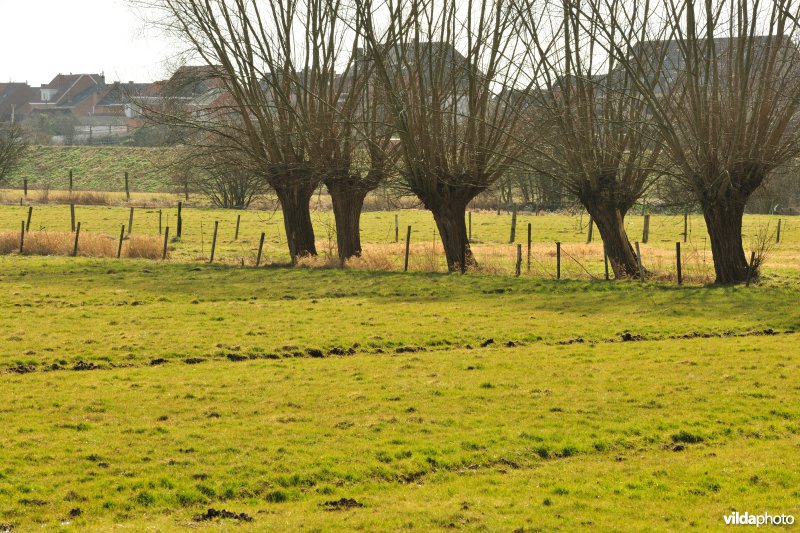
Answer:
[[0, 231, 166, 260]]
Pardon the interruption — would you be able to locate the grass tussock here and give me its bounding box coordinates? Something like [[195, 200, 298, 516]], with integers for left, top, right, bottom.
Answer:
[[0, 231, 166, 259], [38, 191, 112, 205]]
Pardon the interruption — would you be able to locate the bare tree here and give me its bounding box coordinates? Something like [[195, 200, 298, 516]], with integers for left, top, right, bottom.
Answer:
[[0, 123, 27, 185], [358, 0, 529, 271], [514, 0, 666, 278], [137, 0, 395, 262], [589, 0, 800, 283]]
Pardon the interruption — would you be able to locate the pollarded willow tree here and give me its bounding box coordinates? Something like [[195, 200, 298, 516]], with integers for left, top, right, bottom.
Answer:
[[357, 0, 529, 271], [140, 0, 395, 262], [591, 0, 800, 283], [514, 0, 668, 278]]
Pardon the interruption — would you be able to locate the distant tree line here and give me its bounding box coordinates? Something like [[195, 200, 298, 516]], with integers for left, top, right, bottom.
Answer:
[[133, 0, 800, 283]]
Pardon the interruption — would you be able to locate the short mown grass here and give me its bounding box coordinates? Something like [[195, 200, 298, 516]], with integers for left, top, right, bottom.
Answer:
[[0, 257, 798, 530]]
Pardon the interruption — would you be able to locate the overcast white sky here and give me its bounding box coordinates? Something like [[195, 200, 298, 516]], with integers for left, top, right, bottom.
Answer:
[[0, 0, 178, 85]]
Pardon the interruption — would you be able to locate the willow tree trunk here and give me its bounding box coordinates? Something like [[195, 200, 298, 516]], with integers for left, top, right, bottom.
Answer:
[[326, 178, 369, 261], [701, 197, 749, 284], [586, 204, 640, 278], [272, 183, 317, 263], [430, 202, 475, 272]]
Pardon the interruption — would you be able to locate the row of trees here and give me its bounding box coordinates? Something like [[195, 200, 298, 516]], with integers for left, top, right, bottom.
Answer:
[[138, 0, 800, 283]]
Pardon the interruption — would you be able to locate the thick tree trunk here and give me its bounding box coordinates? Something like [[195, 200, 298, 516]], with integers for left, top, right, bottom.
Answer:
[[701, 198, 749, 284], [588, 205, 640, 278], [326, 178, 368, 261], [431, 202, 475, 272], [272, 183, 317, 262]]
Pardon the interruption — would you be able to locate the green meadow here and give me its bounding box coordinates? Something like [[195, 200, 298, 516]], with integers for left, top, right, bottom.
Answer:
[[0, 255, 799, 530]]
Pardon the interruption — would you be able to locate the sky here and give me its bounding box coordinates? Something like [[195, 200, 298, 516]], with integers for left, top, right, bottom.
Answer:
[[0, 0, 178, 85]]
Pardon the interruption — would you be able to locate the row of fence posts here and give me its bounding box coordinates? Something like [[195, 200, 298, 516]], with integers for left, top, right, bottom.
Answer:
[[13, 204, 775, 280], [19, 170, 131, 200]]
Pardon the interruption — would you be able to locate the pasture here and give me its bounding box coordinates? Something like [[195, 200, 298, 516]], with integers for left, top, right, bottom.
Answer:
[[0, 199, 798, 530]]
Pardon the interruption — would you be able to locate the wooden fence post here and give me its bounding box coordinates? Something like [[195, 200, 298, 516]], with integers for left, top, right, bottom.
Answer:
[[683, 211, 688, 243], [509, 208, 517, 243], [515, 244, 522, 276], [468, 211, 472, 242], [404, 225, 411, 272], [527, 222, 532, 272], [70, 204, 75, 232], [235, 214, 241, 240], [19, 221, 24, 254], [556, 241, 561, 280], [746, 251, 757, 287], [676, 242, 682, 285], [603, 244, 610, 280], [72, 222, 81, 257], [635, 242, 645, 281], [256, 232, 265, 267], [23, 178, 28, 197], [26, 206, 32, 232], [642, 214, 650, 244], [587, 216, 593, 243], [69, 169, 73, 192], [395, 214, 399, 242], [776, 219, 782, 243], [127, 207, 134, 236], [159, 210, 163, 235], [209, 221, 219, 263], [162, 227, 169, 260], [177, 201, 183, 238], [124, 171, 130, 201], [117, 225, 125, 258]]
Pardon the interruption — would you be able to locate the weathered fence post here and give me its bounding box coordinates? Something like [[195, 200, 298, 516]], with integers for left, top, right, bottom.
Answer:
[[117, 225, 125, 259], [26, 206, 32, 232], [603, 244, 610, 281], [127, 207, 134, 236], [635, 242, 645, 282], [235, 214, 241, 240], [527, 222, 532, 272], [72, 222, 81, 257], [395, 214, 399, 243], [676, 242, 682, 285], [683, 211, 688, 243], [19, 221, 24, 254], [468, 211, 472, 242], [509, 208, 517, 243], [642, 214, 650, 244], [70, 204, 75, 232], [209, 221, 219, 263], [23, 178, 28, 197], [404, 225, 411, 272], [556, 241, 561, 280], [256, 232, 265, 267], [162, 227, 169, 260], [587, 216, 593, 243], [124, 171, 130, 201], [515, 244, 522, 277], [776, 219, 782, 243], [69, 169, 73, 192], [159, 210, 163, 235], [176, 202, 183, 238], [746, 251, 757, 287]]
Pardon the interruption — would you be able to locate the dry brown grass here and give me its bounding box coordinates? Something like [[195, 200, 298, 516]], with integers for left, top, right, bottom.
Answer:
[[0, 231, 166, 260], [39, 191, 112, 205]]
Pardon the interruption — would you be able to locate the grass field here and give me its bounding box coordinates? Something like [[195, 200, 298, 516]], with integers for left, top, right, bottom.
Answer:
[[5, 146, 179, 193], [0, 201, 797, 282], [0, 258, 799, 530]]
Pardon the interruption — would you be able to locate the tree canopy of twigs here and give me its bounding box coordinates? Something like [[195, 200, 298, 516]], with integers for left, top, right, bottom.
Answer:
[[0, 123, 27, 186]]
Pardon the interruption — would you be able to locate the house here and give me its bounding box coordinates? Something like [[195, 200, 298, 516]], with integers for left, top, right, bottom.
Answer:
[[28, 73, 107, 116], [0, 82, 37, 122]]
